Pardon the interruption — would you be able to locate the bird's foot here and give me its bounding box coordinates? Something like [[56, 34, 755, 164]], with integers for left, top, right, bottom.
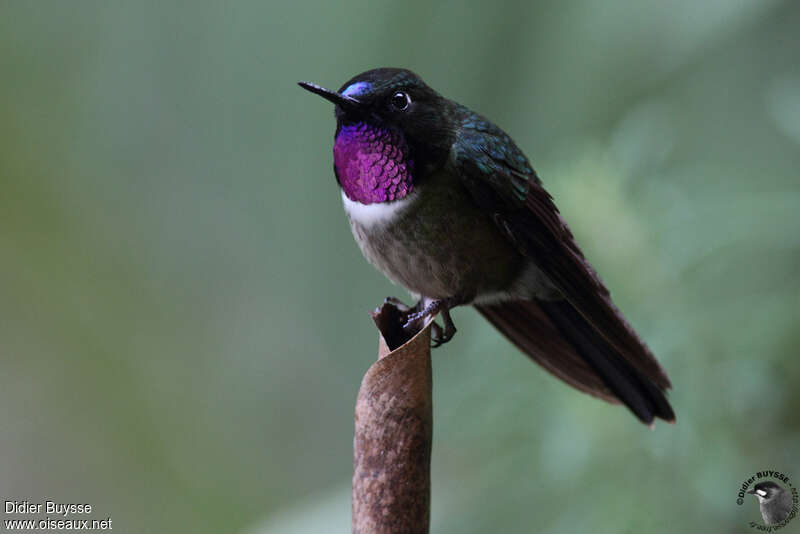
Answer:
[[402, 299, 442, 330], [431, 309, 456, 347], [402, 297, 460, 347]]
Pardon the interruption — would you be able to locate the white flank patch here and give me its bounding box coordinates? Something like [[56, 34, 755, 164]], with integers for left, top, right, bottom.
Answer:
[[341, 191, 416, 227]]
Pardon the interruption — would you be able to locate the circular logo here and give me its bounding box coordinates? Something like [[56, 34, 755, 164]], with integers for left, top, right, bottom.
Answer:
[[736, 470, 798, 530]]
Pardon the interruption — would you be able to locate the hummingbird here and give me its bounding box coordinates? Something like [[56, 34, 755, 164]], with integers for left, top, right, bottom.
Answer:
[[298, 68, 675, 425]]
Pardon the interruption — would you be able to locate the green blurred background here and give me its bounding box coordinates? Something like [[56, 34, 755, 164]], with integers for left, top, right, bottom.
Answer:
[[2, 1, 799, 532]]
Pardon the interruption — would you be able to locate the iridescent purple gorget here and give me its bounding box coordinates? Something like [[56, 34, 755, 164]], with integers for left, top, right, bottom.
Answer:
[[333, 122, 413, 205]]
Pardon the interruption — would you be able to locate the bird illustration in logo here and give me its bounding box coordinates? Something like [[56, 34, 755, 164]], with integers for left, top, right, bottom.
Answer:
[[747, 481, 793, 525]]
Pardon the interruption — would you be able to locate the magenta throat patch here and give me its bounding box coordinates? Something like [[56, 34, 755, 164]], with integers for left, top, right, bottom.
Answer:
[[333, 123, 413, 204]]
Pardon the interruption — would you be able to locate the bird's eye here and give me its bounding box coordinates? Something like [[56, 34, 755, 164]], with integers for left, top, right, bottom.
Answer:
[[390, 91, 411, 111]]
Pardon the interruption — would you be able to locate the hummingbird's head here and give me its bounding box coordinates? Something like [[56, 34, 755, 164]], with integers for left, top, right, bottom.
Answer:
[[748, 481, 785, 503], [299, 68, 453, 205]]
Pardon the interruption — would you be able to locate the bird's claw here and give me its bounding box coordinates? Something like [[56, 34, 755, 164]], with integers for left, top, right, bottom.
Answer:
[[430, 321, 443, 345], [431, 320, 456, 347]]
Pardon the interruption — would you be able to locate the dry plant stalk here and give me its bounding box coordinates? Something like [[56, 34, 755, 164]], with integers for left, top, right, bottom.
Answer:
[[352, 303, 433, 534]]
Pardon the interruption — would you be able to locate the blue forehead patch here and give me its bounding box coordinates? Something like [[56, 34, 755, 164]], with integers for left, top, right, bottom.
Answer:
[[341, 81, 371, 97]]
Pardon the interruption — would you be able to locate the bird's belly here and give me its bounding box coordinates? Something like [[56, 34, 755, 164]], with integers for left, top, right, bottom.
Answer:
[[342, 185, 525, 301]]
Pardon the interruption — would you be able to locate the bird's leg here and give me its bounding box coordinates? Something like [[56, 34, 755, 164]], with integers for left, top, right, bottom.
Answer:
[[402, 295, 465, 346]]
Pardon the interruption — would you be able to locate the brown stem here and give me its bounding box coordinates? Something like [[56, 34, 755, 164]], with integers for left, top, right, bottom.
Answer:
[[352, 302, 433, 534]]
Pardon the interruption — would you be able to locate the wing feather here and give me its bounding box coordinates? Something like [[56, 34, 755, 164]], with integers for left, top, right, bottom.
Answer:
[[453, 124, 672, 390]]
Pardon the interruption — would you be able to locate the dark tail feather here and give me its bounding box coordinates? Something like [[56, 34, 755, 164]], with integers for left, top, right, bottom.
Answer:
[[476, 299, 675, 425], [475, 300, 619, 403]]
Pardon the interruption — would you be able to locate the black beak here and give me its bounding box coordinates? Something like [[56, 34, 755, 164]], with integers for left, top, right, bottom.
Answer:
[[298, 81, 361, 111]]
